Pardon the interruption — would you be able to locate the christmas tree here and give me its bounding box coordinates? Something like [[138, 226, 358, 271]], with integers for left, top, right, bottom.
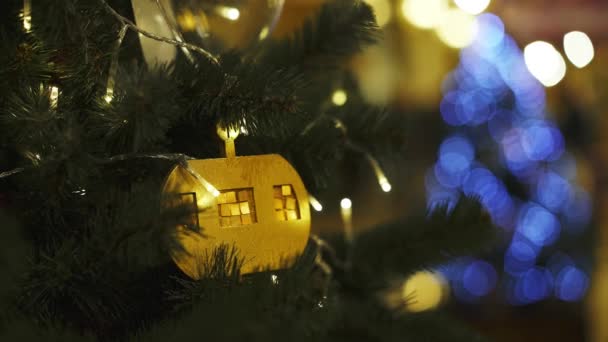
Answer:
[[0, 0, 493, 340]]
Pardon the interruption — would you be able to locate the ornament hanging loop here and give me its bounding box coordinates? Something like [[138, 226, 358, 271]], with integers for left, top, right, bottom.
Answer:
[[216, 124, 240, 158]]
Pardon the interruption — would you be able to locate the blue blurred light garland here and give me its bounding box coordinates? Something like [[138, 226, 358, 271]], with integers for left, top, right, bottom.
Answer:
[[428, 13, 592, 305]]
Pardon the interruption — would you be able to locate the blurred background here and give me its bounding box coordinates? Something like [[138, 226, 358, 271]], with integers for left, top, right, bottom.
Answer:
[[274, 0, 608, 341]]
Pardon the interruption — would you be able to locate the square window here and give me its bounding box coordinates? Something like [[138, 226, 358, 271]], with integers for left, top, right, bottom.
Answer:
[[218, 188, 257, 227], [273, 185, 300, 221]]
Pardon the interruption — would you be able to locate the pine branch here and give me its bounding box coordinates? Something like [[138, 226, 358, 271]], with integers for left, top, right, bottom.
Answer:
[[255, 0, 380, 70]]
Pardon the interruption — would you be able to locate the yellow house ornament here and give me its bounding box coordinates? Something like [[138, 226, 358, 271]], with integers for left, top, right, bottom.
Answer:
[[161, 125, 311, 278]]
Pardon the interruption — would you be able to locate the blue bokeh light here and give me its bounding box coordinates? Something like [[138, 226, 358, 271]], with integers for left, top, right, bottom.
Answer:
[[508, 238, 539, 263], [463, 260, 498, 297], [536, 171, 572, 213], [504, 235, 540, 276], [434, 162, 462, 189], [517, 204, 561, 246], [441, 91, 473, 126], [521, 121, 563, 161], [472, 14, 505, 52], [501, 129, 537, 175], [555, 266, 589, 302], [439, 136, 475, 172], [520, 267, 553, 303], [432, 11, 592, 306]]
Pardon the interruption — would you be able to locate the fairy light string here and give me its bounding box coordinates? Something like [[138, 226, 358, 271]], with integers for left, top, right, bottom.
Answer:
[[104, 25, 129, 104], [8, 3, 391, 289], [98, 0, 219, 67], [154, 0, 195, 64]]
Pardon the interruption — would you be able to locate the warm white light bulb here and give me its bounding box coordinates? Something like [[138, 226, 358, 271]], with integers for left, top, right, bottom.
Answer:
[[258, 27, 270, 40], [435, 9, 477, 49], [340, 198, 352, 210], [563, 31, 594, 68], [309, 196, 324, 212], [402, 0, 447, 29], [453, 0, 491, 15], [217, 6, 240, 21], [104, 88, 114, 104], [49, 86, 59, 108], [381, 180, 392, 193], [332, 89, 348, 106], [524, 41, 567, 87], [23, 15, 31, 31]]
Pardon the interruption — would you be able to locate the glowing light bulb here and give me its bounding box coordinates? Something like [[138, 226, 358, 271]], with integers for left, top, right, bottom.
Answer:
[[258, 27, 270, 40], [402, 0, 447, 29], [217, 6, 240, 21], [524, 41, 567, 87], [453, 0, 490, 15], [402, 271, 448, 312], [340, 198, 353, 243], [332, 89, 348, 106], [23, 0, 32, 32], [366, 0, 392, 27], [563, 31, 594, 68], [309, 195, 323, 212], [435, 9, 477, 49], [271, 274, 279, 285], [381, 179, 392, 192], [177, 10, 197, 31], [49, 86, 59, 108], [368, 156, 392, 193], [202, 181, 220, 197], [23, 15, 31, 31], [104, 88, 114, 104]]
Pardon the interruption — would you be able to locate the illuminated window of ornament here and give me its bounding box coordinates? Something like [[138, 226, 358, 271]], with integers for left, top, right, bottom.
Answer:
[[273, 185, 300, 221], [218, 188, 257, 227]]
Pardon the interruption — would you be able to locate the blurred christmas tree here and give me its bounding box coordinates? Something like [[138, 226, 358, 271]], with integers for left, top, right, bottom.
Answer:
[[0, 0, 494, 340], [427, 13, 593, 306]]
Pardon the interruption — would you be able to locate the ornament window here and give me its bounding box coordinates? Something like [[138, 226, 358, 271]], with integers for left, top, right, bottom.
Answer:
[[171, 192, 201, 231], [273, 185, 300, 221], [218, 188, 257, 227]]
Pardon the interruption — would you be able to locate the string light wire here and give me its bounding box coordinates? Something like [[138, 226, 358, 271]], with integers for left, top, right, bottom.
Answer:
[[98, 0, 219, 67], [104, 25, 129, 103]]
